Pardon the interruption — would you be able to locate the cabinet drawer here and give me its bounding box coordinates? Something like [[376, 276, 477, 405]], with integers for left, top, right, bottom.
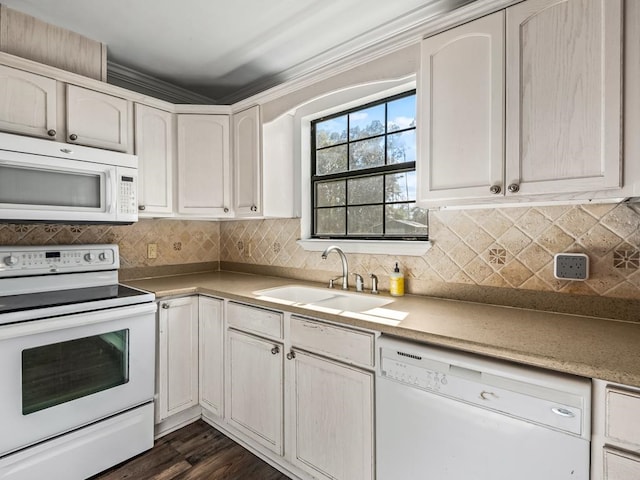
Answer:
[[227, 302, 283, 339], [291, 316, 375, 368], [606, 386, 640, 446], [604, 447, 640, 480]]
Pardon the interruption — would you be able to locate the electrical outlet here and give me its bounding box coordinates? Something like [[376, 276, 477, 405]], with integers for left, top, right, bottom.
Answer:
[[147, 243, 158, 259], [554, 253, 589, 280]]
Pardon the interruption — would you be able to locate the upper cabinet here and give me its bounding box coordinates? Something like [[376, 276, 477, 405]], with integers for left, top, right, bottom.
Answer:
[[66, 84, 131, 152], [134, 104, 174, 216], [0, 65, 58, 140], [418, 11, 505, 204], [177, 114, 232, 217], [418, 0, 626, 207], [232, 105, 262, 217], [505, 0, 623, 196]]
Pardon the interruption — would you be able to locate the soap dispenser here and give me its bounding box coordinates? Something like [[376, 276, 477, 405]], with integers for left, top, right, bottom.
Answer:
[[389, 262, 405, 297]]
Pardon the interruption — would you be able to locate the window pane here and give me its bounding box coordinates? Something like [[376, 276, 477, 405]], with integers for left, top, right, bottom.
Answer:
[[386, 171, 417, 202], [316, 207, 346, 235], [316, 144, 348, 175], [387, 130, 416, 164], [387, 95, 416, 133], [316, 180, 346, 207], [22, 330, 129, 415], [316, 115, 347, 148], [348, 176, 383, 205], [386, 204, 429, 236], [349, 104, 385, 140], [348, 205, 383, 235], [349, 137, 384, 170]]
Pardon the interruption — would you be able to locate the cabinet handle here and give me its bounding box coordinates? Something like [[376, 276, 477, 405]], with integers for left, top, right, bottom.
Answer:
[[271, 346, 280, 355], [138, 205, 146, 211], [489, 185, 501, 194], [250, 205, 257, 212], [286, 351, 296, 360], [47, 129, 57, 137], [507, 183, 520, 193], [161, 303, 170, 309], [223, 207, 229, 213], [69, 133, 78, 141]]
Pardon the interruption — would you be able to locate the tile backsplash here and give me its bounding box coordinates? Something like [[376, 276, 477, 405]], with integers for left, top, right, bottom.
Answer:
[[220, 203, 640, 301]]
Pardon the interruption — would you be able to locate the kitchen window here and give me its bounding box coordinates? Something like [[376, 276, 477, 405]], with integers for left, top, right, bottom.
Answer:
[[311, 90, 427, 240]]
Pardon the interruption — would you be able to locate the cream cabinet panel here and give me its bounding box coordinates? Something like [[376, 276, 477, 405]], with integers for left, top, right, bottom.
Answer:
[[199, 296, 224, 418], [0, 65, 58, 139], [505, 0, 623, 196], [289, 350, 374, 480], [226, 329, 283, 455], [134, 104, 174, 216], [606, 387, 640, 446], [604, 448, 640, 480], [66, 84, 130, 152], [418, 11, 505, 204], [157, 296, 199, 422], [177, 114, 232, 217], [233, 105, 262, 216]]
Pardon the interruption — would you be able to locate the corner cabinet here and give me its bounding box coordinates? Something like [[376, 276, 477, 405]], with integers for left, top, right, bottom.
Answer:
[[0, 64, 58, 140], [134, 104, 174, 216], [418, 0, 625, 207], [157, 296, 199, 422], [232, 105, 262, 216], [177, 114, 232, 217], [66, 84, 131, 152], [199, 296, 224, 418]]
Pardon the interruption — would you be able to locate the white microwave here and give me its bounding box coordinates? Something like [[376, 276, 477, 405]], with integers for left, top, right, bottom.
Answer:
[[0, 132, 138, 224]]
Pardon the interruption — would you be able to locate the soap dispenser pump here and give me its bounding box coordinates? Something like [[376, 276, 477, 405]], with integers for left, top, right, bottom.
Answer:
[[389, 262, 405, 297]]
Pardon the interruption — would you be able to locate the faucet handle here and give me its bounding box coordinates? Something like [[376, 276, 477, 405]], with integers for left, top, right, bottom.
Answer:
[[369, 274, 379, 294], [353, 273, 364, 292]]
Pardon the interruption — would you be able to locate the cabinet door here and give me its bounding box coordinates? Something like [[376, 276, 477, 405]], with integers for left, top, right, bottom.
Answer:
[[289, 350, 374, 480], [418, 11, 505, 204], [157, 296, 199, 421], [0, 65, 58, 139], [66, 84, 130, 152], [233, 105, 262, 216], [604, 448, 640, 480], [199, 296, 224, 417], [134, 104, 174, 216], [177, 114, 232, 216], [226, 329, 283, 455], [506, 0, 623, 196]]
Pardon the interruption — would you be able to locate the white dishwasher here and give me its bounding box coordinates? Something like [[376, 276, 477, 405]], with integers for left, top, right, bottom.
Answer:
[[376, 336, 591, 480]]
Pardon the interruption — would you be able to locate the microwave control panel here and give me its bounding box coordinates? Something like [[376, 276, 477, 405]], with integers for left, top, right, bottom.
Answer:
[[118, 172, 138, 216]]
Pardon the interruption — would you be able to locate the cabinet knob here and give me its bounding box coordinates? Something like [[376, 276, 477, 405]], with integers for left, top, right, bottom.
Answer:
[[138, 205, 146, 211], [69, 133, 78, 141], [223, 207, 229, 213], [250, 205, 257, 212], [489, 185, 501, 194], [507, 183, 520, 193], [161, 303, 170, 309], [286, 351, 296, 360], [47, 129, 57, 137], [271, 346, 280, 355]]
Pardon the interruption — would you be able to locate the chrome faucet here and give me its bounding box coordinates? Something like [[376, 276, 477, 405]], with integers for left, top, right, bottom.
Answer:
[[321, 245, 349, 290]]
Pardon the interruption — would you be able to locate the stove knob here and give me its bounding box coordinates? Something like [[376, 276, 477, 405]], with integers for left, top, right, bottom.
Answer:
[[98, 252, 107, 261], [4, 255, 18, 266], [84, 253, 95, 262]]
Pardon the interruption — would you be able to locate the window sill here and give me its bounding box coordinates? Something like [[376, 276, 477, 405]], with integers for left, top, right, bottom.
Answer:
[[297, 238, 431, 256]]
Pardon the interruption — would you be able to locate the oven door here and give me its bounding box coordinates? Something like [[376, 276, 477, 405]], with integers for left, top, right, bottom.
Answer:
[[0, 302, 156, 456]]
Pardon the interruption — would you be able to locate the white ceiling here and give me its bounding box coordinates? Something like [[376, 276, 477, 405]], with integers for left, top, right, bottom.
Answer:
[[1, 0, 475, 104]]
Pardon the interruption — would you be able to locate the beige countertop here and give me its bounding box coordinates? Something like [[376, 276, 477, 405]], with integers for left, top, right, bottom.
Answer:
[[124, 271, 640, 388]]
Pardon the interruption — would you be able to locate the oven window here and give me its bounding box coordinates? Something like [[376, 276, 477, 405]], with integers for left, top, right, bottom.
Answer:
[[21, 330, 129, 415]]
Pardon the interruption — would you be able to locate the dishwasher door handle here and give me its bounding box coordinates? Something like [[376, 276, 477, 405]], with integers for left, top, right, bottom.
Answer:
[[551, 407, 576, 418]]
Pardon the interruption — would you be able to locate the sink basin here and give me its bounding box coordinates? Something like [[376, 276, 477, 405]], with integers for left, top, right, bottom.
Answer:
[[254, 285, 393, 313]]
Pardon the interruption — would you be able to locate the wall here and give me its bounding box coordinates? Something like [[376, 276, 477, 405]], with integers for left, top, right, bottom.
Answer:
[[220, 203, 640, 317], [0, 219, 220, 274]]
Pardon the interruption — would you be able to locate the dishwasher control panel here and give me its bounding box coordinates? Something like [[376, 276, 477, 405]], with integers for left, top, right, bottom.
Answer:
[[382, 356, 448, 392]]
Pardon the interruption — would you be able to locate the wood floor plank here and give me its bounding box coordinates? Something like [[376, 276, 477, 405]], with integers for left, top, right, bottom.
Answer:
[[91, 420, 291, 480]]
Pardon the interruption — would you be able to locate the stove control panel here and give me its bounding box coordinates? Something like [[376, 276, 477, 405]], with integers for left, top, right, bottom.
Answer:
[[0, 244, 119, 276]]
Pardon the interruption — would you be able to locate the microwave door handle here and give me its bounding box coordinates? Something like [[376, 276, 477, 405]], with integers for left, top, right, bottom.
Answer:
[[105, 170, 115, 214]]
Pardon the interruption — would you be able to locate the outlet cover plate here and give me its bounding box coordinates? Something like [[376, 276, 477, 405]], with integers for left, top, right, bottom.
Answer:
[[554, 253, 589, 280]]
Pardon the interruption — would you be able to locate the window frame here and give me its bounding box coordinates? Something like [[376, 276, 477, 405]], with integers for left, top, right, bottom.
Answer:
[[310, 89, 427, 241]]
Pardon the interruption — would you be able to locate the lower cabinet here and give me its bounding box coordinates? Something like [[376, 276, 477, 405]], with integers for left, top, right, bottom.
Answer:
[[199, 296, 224, 418]]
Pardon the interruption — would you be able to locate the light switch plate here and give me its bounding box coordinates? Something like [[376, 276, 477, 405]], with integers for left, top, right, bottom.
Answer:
[[554, 253, 589, 280]]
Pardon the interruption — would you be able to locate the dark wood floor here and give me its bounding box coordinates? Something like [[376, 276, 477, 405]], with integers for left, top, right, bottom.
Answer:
[[90, 420, 291, 480]]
